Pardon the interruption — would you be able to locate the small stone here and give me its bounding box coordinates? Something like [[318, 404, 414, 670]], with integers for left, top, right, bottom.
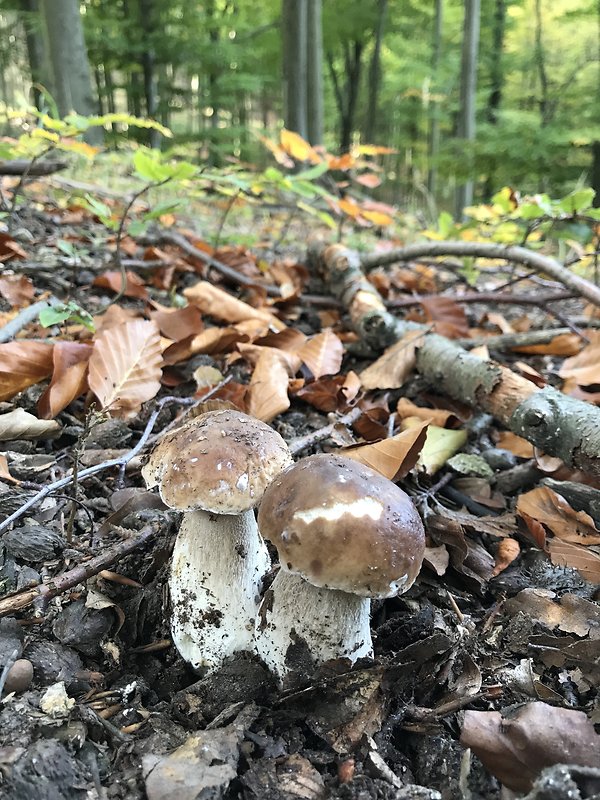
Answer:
[[447, 453, 494, 479], [4, 659, 33, 694]]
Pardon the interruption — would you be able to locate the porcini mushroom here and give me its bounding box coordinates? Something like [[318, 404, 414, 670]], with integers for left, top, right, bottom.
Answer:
[[255, 454, 425, 680], [142, 409, 292, 670]]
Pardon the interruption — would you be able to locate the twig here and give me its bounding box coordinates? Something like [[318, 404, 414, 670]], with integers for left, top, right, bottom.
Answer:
[[361, 241, 600, 308], [8, 146, 54, 229], [457, 326, 587, 351], [0, 522, 162, 619], [0, 298, 60, 343], [288, 407, 362, 456], [139, 229, 281, 296], [0, 396, 195, 535], [386, 289, 575, 310], [0, 649, 19, 695], [213, 189, 241, 250]]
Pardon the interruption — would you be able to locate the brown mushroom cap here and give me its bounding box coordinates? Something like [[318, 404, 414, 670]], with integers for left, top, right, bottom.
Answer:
[[258, 454, 425, 598], [142, 410, 292, 513]]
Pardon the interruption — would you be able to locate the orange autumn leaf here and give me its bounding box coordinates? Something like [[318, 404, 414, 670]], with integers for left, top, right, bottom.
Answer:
[[163, 327, 248, 365], [547, 539, 600, 583], [341, 422, 429, 481], [338, 197, 361, 218], [38, 342, 93, 419], [246, 349, 291, 422], [396, 397, 459, 427], [149, 305, 204, 342], [93, 270, 149, 299], [495, 431, 535, 458], [559, 331, 600, 386], [417, 296, 469, 338], [492, 538, 521, 576], [184, 281, 284, 330], [326, 153, 355, 170], [0, 274, 34, 307], [280, 129, 322, 164], [516, 486, 600, 545], [298, 329, 344, 379], [361, 208, 394, 226], [0, 341, 54, 401], [357, 144, 397, 156], [88, 320, 163, 419], [512, 333, 582, 356], [359, 329, 424, 390], [0, 233, 27, 262], [355, 173, 382, 189]]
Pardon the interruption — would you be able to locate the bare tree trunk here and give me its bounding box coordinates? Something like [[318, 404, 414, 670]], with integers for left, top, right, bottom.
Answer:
[[364, 0, 387, 143], [20, 0, 47, 109], [593, 0, 600, 207], [41, 0, 102, 144], [427, 0, 443, 196], [306, 0, 324, 145], [139, 0, 160, 148], [534, 0, 550, 125], [455, 0, 481, 217], [483, 0, 506, 198], [282, 0, 308, 138]]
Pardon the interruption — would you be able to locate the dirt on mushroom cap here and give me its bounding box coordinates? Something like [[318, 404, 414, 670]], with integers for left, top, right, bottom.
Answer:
[[258, 453, 426, 598], [142, 410, 292, 513]]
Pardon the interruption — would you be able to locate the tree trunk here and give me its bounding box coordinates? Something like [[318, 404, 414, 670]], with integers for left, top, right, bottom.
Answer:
[[592, 0, 600, 206], [455, 0, 481, 217], [306, 0, 324, 145], [534, 0, 550, 125], [282, 0, 308, 138], [139, 0, 160, 148], [339, 40, 364, 153], [41, 0, 102, 144], [364, 0, 387, 144], [483, 0, 506, 198], [427, 0, 443, 196], [20, 0, 47, 110]]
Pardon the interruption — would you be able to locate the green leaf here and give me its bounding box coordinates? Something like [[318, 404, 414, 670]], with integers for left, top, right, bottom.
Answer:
[[437, 211, 454, 238], [133, 148, 171, 182], [492, 187, 515, 213], [557, 188, 596, 215], [292, 161, 330, 181], [142, 200, 181, 221], [39, 301, 95, 332]]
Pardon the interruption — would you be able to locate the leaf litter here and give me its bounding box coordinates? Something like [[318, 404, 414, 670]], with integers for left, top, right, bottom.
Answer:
[[0, 181, 600, 800]]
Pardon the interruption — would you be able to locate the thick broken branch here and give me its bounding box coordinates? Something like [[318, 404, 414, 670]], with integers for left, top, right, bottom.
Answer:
[[311, 243, 600, 478], [0, 159, 67, 176], [361, 241, 600, 308]]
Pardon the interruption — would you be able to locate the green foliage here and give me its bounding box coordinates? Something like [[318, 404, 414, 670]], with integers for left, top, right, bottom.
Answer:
[[39, 302, 95, 332]]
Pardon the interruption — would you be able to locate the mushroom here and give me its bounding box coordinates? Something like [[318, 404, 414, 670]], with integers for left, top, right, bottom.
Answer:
[[142, 409, 292, 670], [255, 453, 425, 680]]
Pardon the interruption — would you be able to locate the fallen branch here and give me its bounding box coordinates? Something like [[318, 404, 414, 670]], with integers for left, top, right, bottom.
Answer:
[[0, 522, 161, 618], [0, 159, 67, 176], [311, 243, 600, 478], [361, 241, 600, 309], [387, 289, 575, 309], [0, 298, 59, 344]]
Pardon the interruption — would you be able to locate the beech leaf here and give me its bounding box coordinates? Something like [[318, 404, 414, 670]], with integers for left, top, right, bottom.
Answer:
[[359, 329, 424, 391], [184, 280, 284, 330], [298, 329, 344, 379], [0, 341, 54, 401], [0, 408, 61, 440], [38, 342, 94, 419], [516, 486, 600, 545], [0, 274, 34, 307], [341, 422, 429, 480], [559, 331, 600, 386], [246, 349, 290, 422], [88, 320, 162, 418], [93, 270, 149, 299]]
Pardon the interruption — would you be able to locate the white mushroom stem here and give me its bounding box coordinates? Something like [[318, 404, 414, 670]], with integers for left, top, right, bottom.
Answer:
[[254, 570, 372, 681], [170, 509, 270, 670]]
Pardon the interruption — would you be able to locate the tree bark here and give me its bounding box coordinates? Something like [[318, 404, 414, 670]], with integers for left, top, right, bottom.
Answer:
[[455, 0, 481, 216], [139, 0, 160, 148], [364, 0, 387, 144], [282, 0, 308, 138], [311, 242, 600, 478], [306, 0, 324, 145], [483, 0, 506, 198], [427, 0, 443, 197], [41, 0, 101, 144], [534, 0, 551, 126], [20, 0, 47, 109]]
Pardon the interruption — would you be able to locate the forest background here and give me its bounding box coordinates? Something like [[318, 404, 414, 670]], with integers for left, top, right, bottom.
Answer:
[[0, 0, 599, 219]]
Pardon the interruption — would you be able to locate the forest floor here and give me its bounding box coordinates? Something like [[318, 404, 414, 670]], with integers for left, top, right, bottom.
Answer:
[[0, 171, 599, 800]]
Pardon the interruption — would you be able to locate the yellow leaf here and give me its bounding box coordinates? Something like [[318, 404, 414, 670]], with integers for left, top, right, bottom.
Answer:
[[361, 209, 394, 226], [280, 129, 321, 164], [402, 417, 467, 475]]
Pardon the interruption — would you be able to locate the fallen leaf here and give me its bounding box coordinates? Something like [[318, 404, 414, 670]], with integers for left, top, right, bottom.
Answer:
[[94, 304, 142, 333], [341, 423, 428, 480], [295, 375, 348, 412], [504, 589, 600, 639], [298, 329, 344, 380], [93, 270, 149, 299], [255, 327, 307, 352], [402, 418, 468, 476], [423, 544, 450, 576], [88, 320, 162, 418], [460, 702, 600, 792], [492, 538, 520, 576], [0, 453, 18, 484], [495, 430, 535, 458], [149, 305, 204, 342], [513, 333, 582, 356], [547, 539, 600, 583], [246, 349, 291, 422], [38, 342, 93, 419], [416, 296, 469, 338], [237, 342, 302, 375], [0, 233, 27, 261], [485, 311, 514, 334], [0, 274, 34, 307], [516, 487, 600, 545], [559, 331, 600, 386], [0, 341, 54, 401], [0, 408, 61, 440], [185, 280, 284, 329], [396, 397, 458, 427], [193, 365, 224, 390], [427, 514, 495, 590], [163, 327, 248, 364], [359, 329, 424, 390]]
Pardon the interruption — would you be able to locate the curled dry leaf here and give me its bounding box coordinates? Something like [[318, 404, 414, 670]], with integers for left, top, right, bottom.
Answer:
[[460, 702, 600, 792], [184, 280, 284, 330], [410, 296, 469, 338], [94, 304, 142, 333], [0, 341, 54, 402], [93, 270, 149, 299], [0, 408, 61, 440], [149, 305, 204, 342], [246, 348, 291, 422], [492, 537, 520, 576], [401, 417, 468, 476], [495, 430, 535, 458], [516, 486, 600, 545], [88, 320, 163, 419], [298, 329, 344, 380], [359, 329, 424, 391], [559, 331, 600, 386], [0, 273, 34, 307], [504, 589, 600, 639], [163, 326, 249, 365], [547, 539, 600, 583], [423, 544, 450, 576], [0, 453, 18, 484], [295, 375, 350, 413], [38, 342, 93, 419], [341, 422, 428, 480], [396, 397, 459, 427], [513, 332, 582, 356]]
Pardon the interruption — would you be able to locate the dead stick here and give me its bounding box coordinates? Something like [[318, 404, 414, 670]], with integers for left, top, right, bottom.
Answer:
[[289, 407, 362, 456], [311, 243, 600, 478], [361, 241, 600, 308], [0, 523, 160, 618]]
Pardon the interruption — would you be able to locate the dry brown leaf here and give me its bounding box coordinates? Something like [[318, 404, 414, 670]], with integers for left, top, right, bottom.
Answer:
[[255, 327, 307, 352], [485, 311, 514, 334], [514, 360, 546, 387], [246, 349, 290, 422], [513, 332, 582, 356], [88, 320, 162, 419], [359, 329, 424, 391], [295, 375, 350, 413], [237, 342, 302, 374], [184, 280, 284, 330], [396, 397, 458, 427], [559, 331, 600, 386], [492, 537, 520, 576], [415, 296, 469, 338], [0, 408, 61, 440], [547, 539, 600, 583], [0, 274, 34, 307], [460, 702, 600, 792], [341, 422, 428, 480], [0, 341, 54, 401], [94, 304, 142, 333], [298, 329, 344, 379], [163, 327, 248, 365], [38, 342, 93, 419], [0, 233, 27, 261], [0, 453, 18, 484], [93, 270, 149, 299], [504, 589, 600, 638], [149, 306, 204, 342], [423, 544, 450, 576], [516, 486, 600, 545], [495, 430, 535, 458]]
